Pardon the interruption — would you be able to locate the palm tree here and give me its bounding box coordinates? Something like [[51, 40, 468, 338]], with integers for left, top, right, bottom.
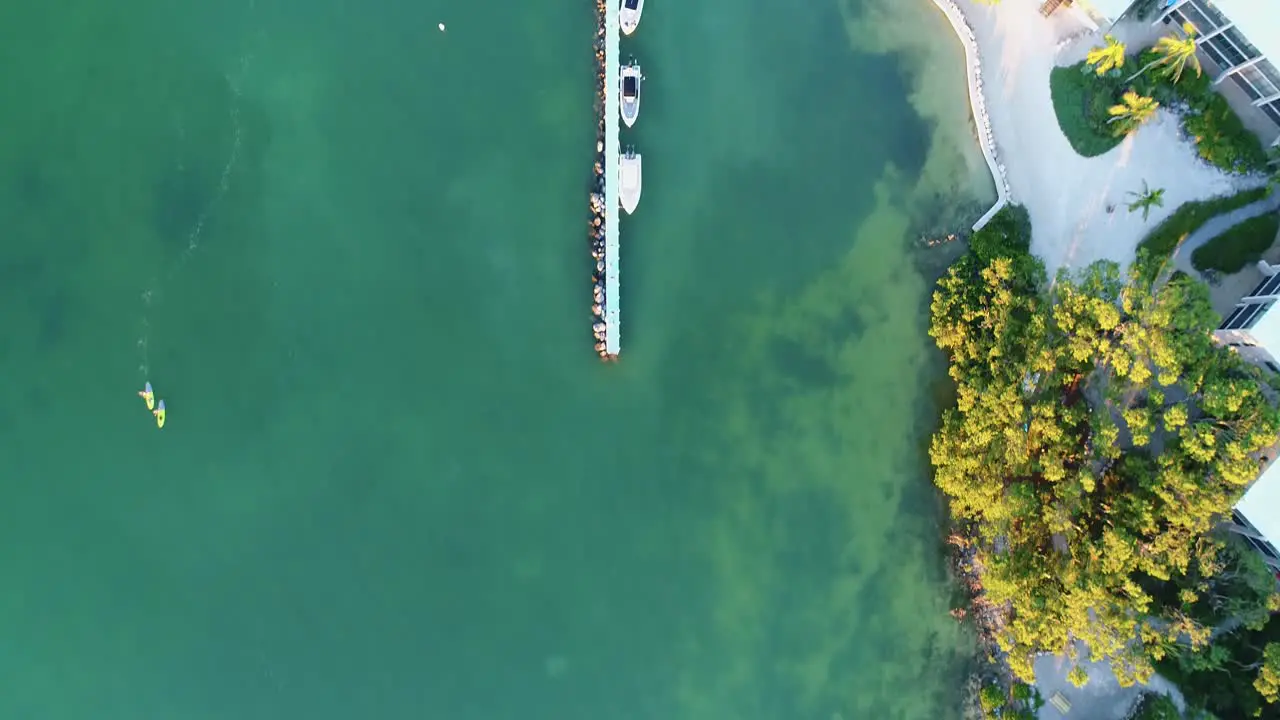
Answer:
[[1086, 34, 1126, 76], [1125, 23, 1202, 83], [1108, 90, 1160, 137], [1126, 180, 1165, 221]]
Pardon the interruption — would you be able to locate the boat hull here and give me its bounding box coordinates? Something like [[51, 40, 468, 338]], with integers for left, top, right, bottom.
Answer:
[[620, 65, 641, 128], [620, 153, 642, 215], [620, 0, 643, 35]]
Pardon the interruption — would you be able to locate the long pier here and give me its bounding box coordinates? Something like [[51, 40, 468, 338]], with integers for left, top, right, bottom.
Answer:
[[590, 0, 622, 361], [602, 0, 621, 358]]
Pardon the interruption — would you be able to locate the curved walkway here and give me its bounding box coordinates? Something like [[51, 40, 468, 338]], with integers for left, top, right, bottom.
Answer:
[[1173, 193, 1280, 278], [948, 0, 1249, 277], [928, 0, 1010, 231]]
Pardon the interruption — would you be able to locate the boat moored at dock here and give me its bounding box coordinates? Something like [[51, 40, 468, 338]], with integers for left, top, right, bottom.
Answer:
[[620, 148, 642, 215], [620, 62, 642, 128], [620, 0, 643, 35]]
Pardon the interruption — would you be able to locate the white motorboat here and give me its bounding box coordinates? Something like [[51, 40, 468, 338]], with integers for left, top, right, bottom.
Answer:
[[620, 148, 642, 215], [620, 63, 641, 128], [620, 0, 643, 36]]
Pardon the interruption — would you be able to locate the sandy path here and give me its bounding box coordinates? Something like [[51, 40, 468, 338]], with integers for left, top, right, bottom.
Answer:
[[1171, 194, 1280, 278], [950, 0, 1259, 278]]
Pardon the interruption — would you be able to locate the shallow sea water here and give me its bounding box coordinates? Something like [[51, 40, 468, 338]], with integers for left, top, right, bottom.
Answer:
[[0, 0, 991, 716]]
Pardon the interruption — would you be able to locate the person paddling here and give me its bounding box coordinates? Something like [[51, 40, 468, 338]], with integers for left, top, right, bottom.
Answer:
[[138, 382, 155, 411]]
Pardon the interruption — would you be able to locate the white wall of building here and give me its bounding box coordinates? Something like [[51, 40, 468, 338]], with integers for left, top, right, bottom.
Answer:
[[1237, 464, 1280, 561]]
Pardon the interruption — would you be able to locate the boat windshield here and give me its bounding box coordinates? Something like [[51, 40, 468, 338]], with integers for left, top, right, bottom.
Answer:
[[623, 76, 638, 97], [623, 0, 639, 9]]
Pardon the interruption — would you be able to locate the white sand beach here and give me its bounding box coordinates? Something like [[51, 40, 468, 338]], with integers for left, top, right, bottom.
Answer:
[[944, 0, 1260, 278]]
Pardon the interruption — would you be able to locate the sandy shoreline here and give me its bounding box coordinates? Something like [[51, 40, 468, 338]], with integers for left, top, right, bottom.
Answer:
[[926, 0, 1010, 231], [932, 0, 1259, 278]]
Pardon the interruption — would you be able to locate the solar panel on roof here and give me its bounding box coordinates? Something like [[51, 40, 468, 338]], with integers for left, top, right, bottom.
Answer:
[[1260, 273, 1280, 297], [1231, 302, 1269, 330], [1233, 304, 1263, 330], [1221, 304, 1249, 329], [1225, 303, 1260, 330]]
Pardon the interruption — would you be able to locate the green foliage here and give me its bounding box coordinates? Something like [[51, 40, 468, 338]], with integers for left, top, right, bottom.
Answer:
[[1050, 64, 1126, 156], [1159, 614, 1280, 719], [930, 208, 1280, 687], [1148, 536, 1280, 632], [979, 683, 1006, 712], [1127, 691, 1183, 720], [1183, 94, 1270, 174], [1088, 34, 1127, 76], [969, 205, 1043, 292], [1128, 45, 1267, 174], [1135, 186, 1271, 280], [1010, 681, 1034, 703], [1190, 212, 1280, 273], [1109, 90, 1161, 137], [1128, 181, 1166, 222], [1257, 642, 1280, 704], [1125, 22, 1200, 85], [1051, 46, 1268, 173]]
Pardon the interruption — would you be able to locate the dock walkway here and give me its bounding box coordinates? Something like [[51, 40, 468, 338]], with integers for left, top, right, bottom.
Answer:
[[602, 0, 621, 356]]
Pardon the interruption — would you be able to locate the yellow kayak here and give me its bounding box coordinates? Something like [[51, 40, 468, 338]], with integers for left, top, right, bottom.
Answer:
[[138, 382, 155, 411], [153, 399, 166, 429]]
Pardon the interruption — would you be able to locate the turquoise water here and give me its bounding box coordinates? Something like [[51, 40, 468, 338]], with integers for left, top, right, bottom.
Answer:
[[0, 0, 989, 717]]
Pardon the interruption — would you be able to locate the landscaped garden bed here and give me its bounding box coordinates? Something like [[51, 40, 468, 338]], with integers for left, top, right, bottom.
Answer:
[[1135, 185, 1270, 278], [1190, 211, 1280, 273], [1050, 35, 1269, 175]]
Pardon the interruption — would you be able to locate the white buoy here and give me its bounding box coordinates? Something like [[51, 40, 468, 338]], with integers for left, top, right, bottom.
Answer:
[[438, 22, 446, 31]]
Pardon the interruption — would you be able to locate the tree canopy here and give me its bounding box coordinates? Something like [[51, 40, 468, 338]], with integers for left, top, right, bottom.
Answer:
[[1108, 90, 1160, 137], [930, 206, 1280, 685], [1087, 34, 1126, 76]]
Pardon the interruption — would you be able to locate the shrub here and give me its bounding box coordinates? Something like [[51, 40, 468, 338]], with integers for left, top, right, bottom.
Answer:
[[969, 204, 1044, 290], [1126, 692, 1182, 720], [971, 204, 1031, 261], [1135, 186, 1271, 279], [1129, 48, 1268, 174], [1010, 682, 1034, 703], [1052, 49, 1269, 173], [1183, 94, 1269, 174], [1050, 63, 1126, 157], [1190, 211, 1280, 273], [979, 684, 1006, 713]]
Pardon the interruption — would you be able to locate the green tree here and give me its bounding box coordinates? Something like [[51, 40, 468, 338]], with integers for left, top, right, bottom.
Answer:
[[1087, 34, 1127, 76], [1257, 643, 1280, 705], [930, 210, 1280, 687], [1126, 23, 1202, 83], [1128, 692, 1182, 720], [1127, 181, 1165, 221], [979, 684, 1006, 713], [1109, 90, 1160, 137]]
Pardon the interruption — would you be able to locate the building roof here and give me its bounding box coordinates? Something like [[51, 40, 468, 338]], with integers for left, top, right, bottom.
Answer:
[[1238, 458, 1280, 550], [1209, 0, 1280, 66]]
